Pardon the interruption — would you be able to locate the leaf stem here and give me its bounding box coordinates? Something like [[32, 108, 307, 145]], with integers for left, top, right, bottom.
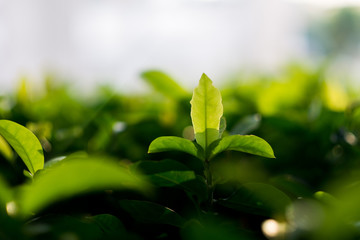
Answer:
[[204, 159, 214, 210]]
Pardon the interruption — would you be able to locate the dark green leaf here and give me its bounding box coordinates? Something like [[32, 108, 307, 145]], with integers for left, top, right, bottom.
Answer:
[[148, 136, 204, 160], [119, 200, 185, 227], [0, 120, 44, 175], [209, 135, 275, 159], [133, 159, 190, 174], [218, 183, 291, 217], [132, 160, 207, 202]]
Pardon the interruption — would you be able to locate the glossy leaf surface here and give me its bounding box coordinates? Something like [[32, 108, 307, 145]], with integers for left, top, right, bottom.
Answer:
[[0, 120, 44, 175]]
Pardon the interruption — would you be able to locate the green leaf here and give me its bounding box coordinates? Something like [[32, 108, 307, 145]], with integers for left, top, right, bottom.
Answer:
[[133, 159, 190, 174], [230, 114, 261, 135], [119, 200, 185, 227], [209, 135, 275, 159], [219, 116, 227, 138], [190, 73, 223, 152], [0, 120, 44, 175], [0, 135, 14, 163], [17, 157, 150, 217], [218, 183, 291, 217], [90, 214, 133, 238], [132, 160, 207, 202], [141, 70, 187, 99], [148, 136, 204, 160]]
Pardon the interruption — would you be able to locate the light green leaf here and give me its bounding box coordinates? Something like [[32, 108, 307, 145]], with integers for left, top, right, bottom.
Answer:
[[142, 70, 188, 99], [148, 136, 204, 160], [17, 157, 150, 217], [119, 200, 185, 227], [190, 73, 223, 151], [209, 135, 275, 159], [0, 120, 44, 175]]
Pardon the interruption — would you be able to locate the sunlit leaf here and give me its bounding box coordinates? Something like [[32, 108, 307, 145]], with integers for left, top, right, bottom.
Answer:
[[119, 200, 185, 227], [209, 135, 275, 159], [0, 120, 44, 175], [142, 70, 187, 99], [148, 136, 204, 160], [17, 157, 150, 217], [190, 73, 223, 151]]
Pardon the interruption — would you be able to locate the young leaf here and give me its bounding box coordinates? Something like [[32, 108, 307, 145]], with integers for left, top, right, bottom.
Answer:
[[190, 74, 223, 152], [119, 200, 185, 227], [148, 136, 204, 160], [0, 120, 44, 175], [17, 157, 151, 217], [209, 135, 275, 159]]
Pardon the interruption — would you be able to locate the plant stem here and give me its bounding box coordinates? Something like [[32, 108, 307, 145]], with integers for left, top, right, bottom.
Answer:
[[205, 159, 214, 210]]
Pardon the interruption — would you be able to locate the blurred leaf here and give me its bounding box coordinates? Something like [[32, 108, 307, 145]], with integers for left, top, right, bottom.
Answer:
[[314, 191, 339, 207], [219, 116, 227, 138], [209, 135, 275, 159], [181, 219, 254, 240], [190, 73, 223, 151], [119, 200, 185, 227], [133, 159, 190, 174], [89, 214, 139, 239], [270, 175, 313, 198], [0, 176, 12, 206], [141, 70, 187, 99], [132, 160, 207, 202], [148, 171, 196, 187], [218, 183, 291, 217], [0, 120, 44, 175], [148, 136, 204, 160], [230, 114, 261, 135], [25, 215, 103, 240], [0, 135, 14, 163], [17, 157, 151, 217]]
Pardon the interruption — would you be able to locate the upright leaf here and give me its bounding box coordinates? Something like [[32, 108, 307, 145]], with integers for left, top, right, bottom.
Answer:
[[0, 120, 44, 175], [190, 74, 223, 152]]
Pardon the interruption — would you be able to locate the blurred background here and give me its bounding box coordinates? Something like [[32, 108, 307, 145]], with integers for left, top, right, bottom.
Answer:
[[1, 0, 360, 94], [3, 1, 360, 239]]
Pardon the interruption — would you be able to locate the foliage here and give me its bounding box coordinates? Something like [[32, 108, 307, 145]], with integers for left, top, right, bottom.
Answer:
[[1, 66, 360, 239]]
